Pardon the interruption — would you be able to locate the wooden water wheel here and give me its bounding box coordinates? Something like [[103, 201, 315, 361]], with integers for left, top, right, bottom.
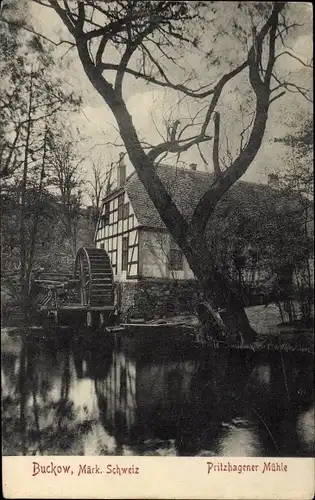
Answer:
[[74, 247, 114, 308]]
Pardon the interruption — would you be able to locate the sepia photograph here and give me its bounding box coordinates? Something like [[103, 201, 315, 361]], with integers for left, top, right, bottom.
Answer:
[[1, 0, 313, 498]]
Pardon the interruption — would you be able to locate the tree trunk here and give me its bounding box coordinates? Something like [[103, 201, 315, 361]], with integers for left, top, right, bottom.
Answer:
[[19, 73, 34, 313], [114, 100, 257, 342], [178, 230, 257, 342], [25, 123, 48, 287]]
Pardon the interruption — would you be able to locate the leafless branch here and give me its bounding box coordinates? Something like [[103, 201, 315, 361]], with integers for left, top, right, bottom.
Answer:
[[191, 2, 286, 233], [3, 20, 75, 48], [275, 50, 313, 68], [150, 109, 167, 143], [99, 59, 247, 99], [269, 90, 286, 105], [239, 111, 255, 153], [148, 132, 213, 162], [212, 112, 221, 178], [271, 74, 312, 102], [146, 56, 248, 162], [196, 142, 209, 167]]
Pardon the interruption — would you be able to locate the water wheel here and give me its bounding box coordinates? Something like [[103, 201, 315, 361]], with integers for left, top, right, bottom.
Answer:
[[74, 247, 114, 308]]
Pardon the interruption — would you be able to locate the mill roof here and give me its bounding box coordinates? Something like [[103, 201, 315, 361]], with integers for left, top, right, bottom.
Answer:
[[124, 164, 292, 229]]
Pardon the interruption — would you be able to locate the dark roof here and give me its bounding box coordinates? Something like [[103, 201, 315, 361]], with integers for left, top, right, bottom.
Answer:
[[125, 164, 282, 229]]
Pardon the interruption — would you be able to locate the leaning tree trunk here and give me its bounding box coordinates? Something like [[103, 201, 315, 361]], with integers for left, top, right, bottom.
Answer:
[[181, 232, 257, 343], [114, 98, 257, 343]]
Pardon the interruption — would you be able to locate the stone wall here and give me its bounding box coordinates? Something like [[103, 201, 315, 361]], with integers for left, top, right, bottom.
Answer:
[[116, 279, 202, 321]]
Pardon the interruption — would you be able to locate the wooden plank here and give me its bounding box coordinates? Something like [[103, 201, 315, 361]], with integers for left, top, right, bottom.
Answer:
[[89, 255, 109, 259], [90, 286, 112, 290], [90, 291, 112, 295], [39, 304, 115, 311], [120, 323, 166, 327], [90, 286, 113, 290], [35, 276, 73, 281], [91, 279, 112, 283], [37, 272, 73, 276], [120, 322, 193, 328], [90, 275, 112, 278], [92, 267, 111, 271], [90, 296, 113, 299], [34, 280, 67, 284]]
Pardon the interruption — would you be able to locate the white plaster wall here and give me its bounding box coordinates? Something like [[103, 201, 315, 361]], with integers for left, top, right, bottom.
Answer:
[[139, 230, 195, 280]]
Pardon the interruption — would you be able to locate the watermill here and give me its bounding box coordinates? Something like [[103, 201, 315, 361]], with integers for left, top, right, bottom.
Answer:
[[30, 247, 116, 327], [74, 247, 114, 308]]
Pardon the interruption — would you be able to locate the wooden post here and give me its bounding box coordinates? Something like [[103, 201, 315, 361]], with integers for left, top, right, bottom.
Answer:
[[54, 310, 58, 325], [87, 311, 92, 327], [100, 313, 104, 327]]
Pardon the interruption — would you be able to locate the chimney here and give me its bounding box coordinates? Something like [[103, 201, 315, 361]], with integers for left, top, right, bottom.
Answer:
[[117, 152, 126, 187], [268, 173, 279, 189], [189, 163, 197, 171]]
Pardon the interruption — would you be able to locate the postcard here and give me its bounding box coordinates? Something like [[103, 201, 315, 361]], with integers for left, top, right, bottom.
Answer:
[[1, 1, 314, 498]]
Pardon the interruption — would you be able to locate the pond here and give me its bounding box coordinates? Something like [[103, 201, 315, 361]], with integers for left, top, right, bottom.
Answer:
[[1, 326, 314, 457]]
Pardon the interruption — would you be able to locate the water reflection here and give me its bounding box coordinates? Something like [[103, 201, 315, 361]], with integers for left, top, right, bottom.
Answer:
[[1, 328, 314, 456]]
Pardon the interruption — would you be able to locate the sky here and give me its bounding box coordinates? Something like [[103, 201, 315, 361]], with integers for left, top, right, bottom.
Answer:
[[26, 1, 313, 189]]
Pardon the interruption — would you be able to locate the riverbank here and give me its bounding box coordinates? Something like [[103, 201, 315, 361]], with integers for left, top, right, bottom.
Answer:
[[119, 303, 313, 352], [1, 303, 313, 355], [1, 325, 313, 357]]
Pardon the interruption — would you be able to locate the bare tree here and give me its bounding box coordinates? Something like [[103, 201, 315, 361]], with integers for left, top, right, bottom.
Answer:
[[48, 133, 85, 258], [25, 1, 312, 340], [86, 158, 114, 231], [272, 118, 314, 324]]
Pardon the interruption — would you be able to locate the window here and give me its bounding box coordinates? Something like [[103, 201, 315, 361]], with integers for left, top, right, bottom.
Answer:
[[118, 194, 124, 220], [169, 238, 183, 271], [100, 243, 105, 249], [122, 236, 128, 271], [104, 202, 110, 225], [123, 202, 129, 220], [169, 249, 183, 271]]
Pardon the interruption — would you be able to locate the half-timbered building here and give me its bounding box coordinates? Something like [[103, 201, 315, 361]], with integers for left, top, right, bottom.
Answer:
[[94, 155, 313, 321], [94, 155, 195, 282]]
